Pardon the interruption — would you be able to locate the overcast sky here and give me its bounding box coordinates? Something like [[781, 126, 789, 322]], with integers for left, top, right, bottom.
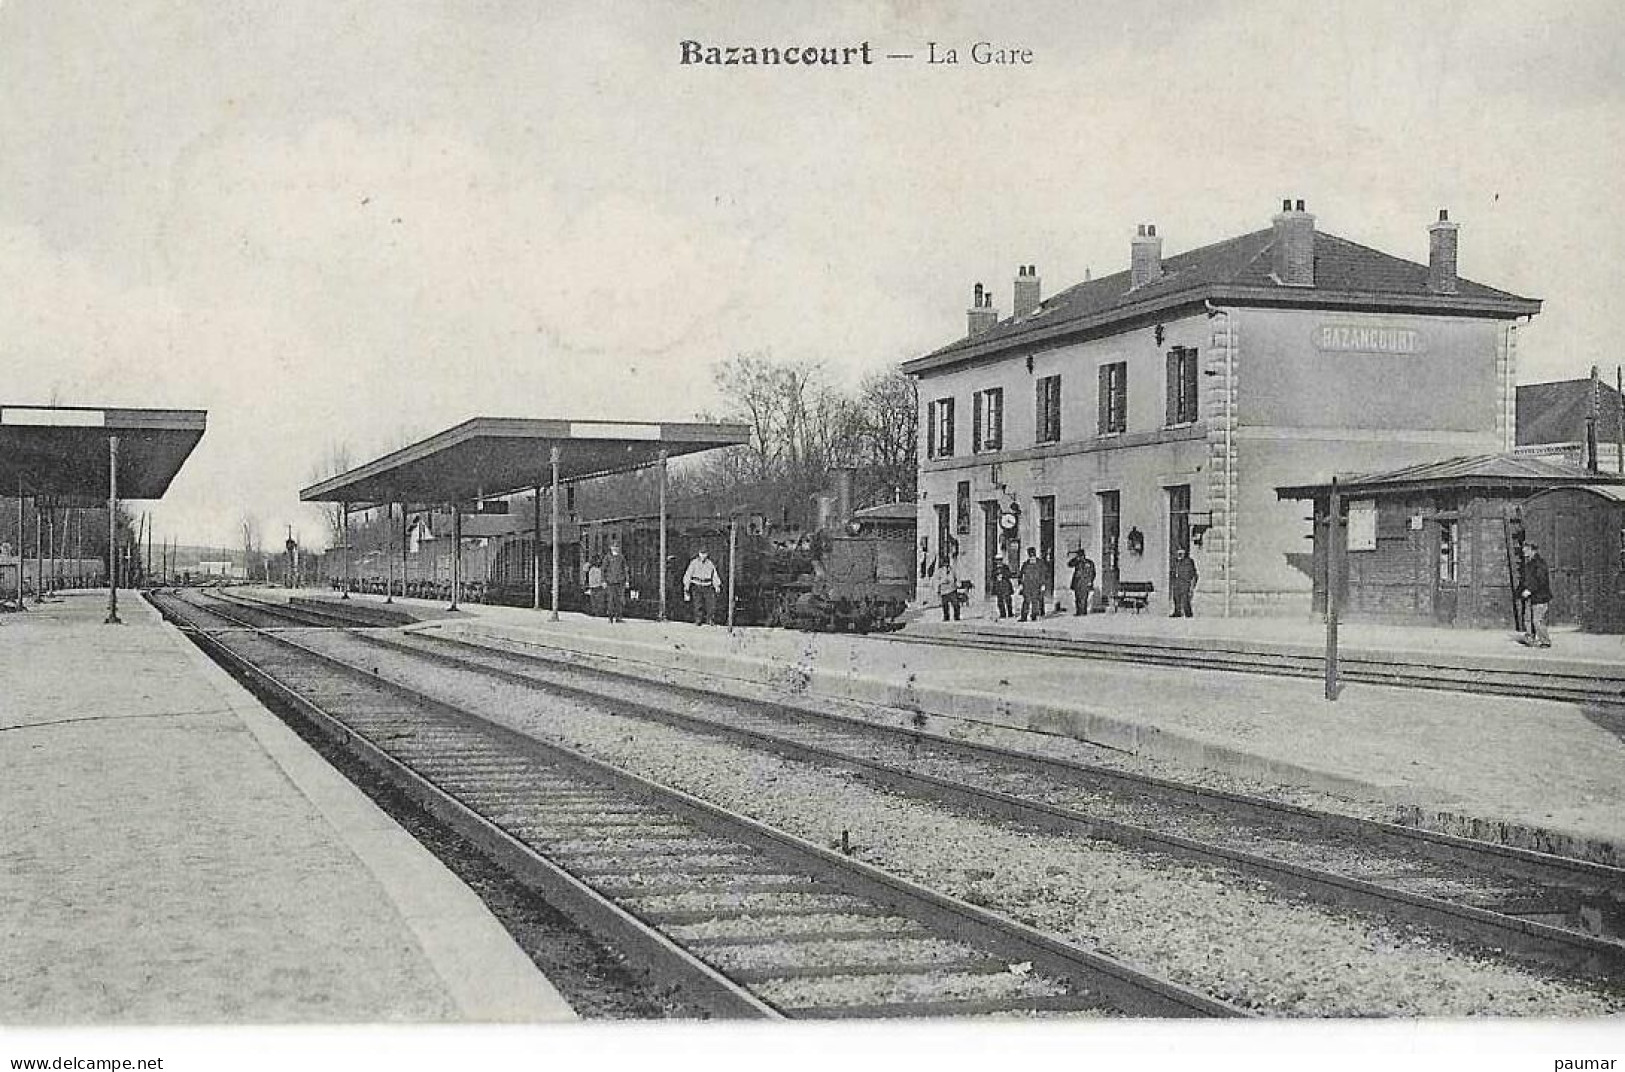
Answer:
[[2, 0, 1621, 549]]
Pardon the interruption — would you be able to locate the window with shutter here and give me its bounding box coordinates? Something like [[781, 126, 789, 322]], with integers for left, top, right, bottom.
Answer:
[[1099, 363, 1126, 434], [1181, 348, 1199, 423], [972, 388, 1004, 452], [1035, 376, 1060, 443], [1098, 365, 1110, 435], [1166, 348, 1199, 425], [1165, 350, 1179, 427]]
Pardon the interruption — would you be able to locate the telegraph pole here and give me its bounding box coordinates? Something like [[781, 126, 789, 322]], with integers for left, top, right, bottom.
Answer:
[[727, 514, 739, 633], [1324, 477, 1341, 701]]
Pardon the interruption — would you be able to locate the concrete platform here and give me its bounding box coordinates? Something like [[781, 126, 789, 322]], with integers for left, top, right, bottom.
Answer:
[[0, 590, 576, 1024], [911, 596, 1625, 674], [281, 588, 1625, 867]]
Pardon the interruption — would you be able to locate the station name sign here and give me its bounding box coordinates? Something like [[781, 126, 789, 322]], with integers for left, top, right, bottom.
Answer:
[[1316, 324, 1426, 356]]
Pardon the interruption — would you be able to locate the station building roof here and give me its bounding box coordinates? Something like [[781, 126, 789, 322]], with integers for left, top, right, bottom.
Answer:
[[300, 417, 751, 506], [905, 217, 1542, 378], [1275, 453, 1625, 501], [0, 405, 208, 500]]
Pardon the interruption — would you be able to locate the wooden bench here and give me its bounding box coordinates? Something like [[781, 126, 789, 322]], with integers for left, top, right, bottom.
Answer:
[[1111, 581, 1155, 613]]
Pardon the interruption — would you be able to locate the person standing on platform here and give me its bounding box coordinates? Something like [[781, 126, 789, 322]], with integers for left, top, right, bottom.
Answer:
[[936, 558, 962, 622], [682, 548, 722, 625], [1519, 542, 1552, 648], [585, 559, 605, 617], [1170, 548, 1198, 618], [1068, 550, 1096, 616], [602, 541, 628, 622], [1018, 547, 1046, 622], [991, 560, 1014, 619]]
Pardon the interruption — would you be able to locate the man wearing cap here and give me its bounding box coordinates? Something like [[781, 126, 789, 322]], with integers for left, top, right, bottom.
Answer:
[[1518, 542, 1552, 648], [682, 548, 723, 625]]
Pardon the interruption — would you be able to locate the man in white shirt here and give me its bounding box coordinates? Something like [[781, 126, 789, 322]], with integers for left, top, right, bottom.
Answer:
[[682, 548, 723, 625]]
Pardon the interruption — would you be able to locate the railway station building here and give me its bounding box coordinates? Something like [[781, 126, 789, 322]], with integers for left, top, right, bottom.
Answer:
[[902, 201, 1541, 616]]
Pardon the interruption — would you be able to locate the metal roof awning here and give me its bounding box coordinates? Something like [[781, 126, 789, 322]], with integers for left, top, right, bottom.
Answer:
[[0, 406, 208, 500], [300, 417, 752, 505]]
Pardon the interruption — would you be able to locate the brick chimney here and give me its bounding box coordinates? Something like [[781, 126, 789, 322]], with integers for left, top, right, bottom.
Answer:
[[1271, 198, 1315, 287], [1012, 264, 1041, 318], [967, 283, 997, 337], [1130, 224, 1163, 288], [1428, 208, 1459, 295]]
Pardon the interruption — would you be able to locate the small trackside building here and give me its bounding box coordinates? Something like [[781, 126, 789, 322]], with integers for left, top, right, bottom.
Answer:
[[1276, 454, 1625, 630], [901, 201, 1541, 616]]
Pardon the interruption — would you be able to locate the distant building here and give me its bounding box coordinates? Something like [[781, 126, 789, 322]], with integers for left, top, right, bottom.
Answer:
[[1515, 377, 1625, 474], [903, 201, 1540, 615]]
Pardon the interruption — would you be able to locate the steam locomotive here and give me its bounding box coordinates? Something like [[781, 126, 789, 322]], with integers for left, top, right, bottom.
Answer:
[[482, 503, 916, 632]]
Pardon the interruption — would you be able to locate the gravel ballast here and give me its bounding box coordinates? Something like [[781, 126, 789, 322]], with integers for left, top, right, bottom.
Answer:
[[296, 630, 1625, 1017]]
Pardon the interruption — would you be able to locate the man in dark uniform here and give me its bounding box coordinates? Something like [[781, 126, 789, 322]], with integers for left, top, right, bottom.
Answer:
[[1519, 542, 1552, 648], [1170, 548, 1198, 618], [602, 541, 628, 622], [1017, 546, 1046, 622], [1068, 550, 1096, 616]]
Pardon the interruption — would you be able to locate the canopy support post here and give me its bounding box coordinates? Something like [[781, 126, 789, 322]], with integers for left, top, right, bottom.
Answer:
[[657, 448, 669, 621], [104, 436, 122, 624], [532, 484, 542, 611], [550, 446, 561, 622], [449, 502, 462, 611]]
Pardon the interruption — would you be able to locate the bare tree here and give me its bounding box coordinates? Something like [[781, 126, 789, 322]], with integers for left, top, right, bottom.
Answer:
[[308, 441, 354, 549], [686, 354, 917, 525], [238, 511, 261, 581], [852, 367, 918, 504]]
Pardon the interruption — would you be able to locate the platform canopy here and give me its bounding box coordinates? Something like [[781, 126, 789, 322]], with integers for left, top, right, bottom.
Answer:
[[300, 417, 752, 505], [0, 406, 208, 500]]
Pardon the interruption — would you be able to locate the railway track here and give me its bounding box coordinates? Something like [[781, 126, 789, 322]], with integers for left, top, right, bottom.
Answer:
[[883, 624, 1625, 708], [151, 589, 1242, 1019], [210, 592, 1625, 987]]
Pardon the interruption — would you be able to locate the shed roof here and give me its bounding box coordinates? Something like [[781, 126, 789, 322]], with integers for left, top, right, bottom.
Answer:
[[905, 226, 1541, 377], [851, 501, 917, 521], [1275, 452, 1625, 500], [0, 405, 207, 500], [301, 417, 751, 505]]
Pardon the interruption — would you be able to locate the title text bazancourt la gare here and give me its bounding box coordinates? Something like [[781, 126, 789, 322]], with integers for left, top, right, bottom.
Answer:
[[679, 40, 1034, 66]]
